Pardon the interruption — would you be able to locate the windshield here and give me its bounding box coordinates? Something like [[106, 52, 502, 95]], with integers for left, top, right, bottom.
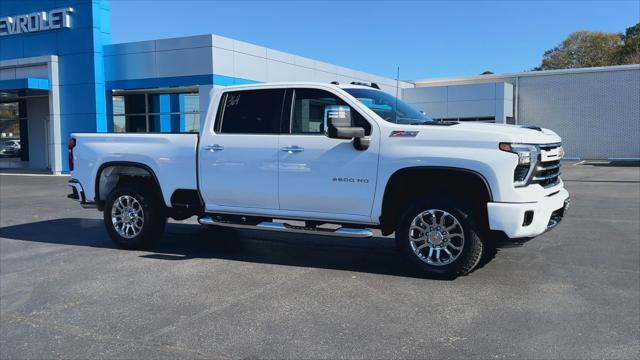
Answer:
[[343, 88, 433, 124]]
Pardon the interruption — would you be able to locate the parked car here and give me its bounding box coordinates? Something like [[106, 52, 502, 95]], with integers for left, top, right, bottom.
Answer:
[[0, 139, 21, 157], [68, 82, 570, 277]]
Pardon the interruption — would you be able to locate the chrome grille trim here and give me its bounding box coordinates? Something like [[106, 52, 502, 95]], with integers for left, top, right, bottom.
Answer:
[[532, 144, 562, 187], [536, 163, 560, 171], [538, 143, 562, 150], [532, 172, 562, 181]]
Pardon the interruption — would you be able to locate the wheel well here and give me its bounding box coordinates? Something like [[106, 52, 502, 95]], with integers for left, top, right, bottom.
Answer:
[[168, 189, 204, 220], [95, 162, 162, 210], [380, 167, 493, 235]]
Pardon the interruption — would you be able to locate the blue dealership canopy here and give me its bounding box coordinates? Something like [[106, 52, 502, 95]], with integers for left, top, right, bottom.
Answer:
[[0, 78, 50, 91]]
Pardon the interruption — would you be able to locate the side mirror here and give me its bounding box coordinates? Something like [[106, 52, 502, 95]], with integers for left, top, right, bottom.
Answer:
[[324, 105, 365, 140]]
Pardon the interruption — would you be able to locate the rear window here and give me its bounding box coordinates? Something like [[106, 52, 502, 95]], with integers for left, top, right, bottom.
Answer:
[[217, 89, 285, 134]]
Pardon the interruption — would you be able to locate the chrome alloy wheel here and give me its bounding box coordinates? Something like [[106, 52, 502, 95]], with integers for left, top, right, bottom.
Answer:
[[111, 195, 144, 239], [409, 209, 465, 266]]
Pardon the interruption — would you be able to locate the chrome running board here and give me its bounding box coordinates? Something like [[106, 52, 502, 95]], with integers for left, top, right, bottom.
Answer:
[[198, 216, 373, 238]]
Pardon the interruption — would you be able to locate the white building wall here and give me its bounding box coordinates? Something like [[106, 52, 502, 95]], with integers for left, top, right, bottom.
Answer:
[[402, 82, 513, 122], [517, 67, 640, 159], [409, 65, 640, 159], [210, 34, 413, 94], [105, 34, 413, 94], [47, 57, 62, 174], [26, 96, 49, 169], [496, 82, 514, 124]]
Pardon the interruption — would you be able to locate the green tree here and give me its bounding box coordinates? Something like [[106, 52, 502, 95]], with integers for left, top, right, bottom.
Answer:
[[536, 31, 623, 70], [619, 23, 640, 64]]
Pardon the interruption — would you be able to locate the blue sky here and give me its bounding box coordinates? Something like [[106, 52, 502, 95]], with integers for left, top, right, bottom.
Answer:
[[110, 0, 640, 80]]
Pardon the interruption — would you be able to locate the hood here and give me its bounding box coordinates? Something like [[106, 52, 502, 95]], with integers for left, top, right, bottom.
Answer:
[[444, 122, 562, 144]]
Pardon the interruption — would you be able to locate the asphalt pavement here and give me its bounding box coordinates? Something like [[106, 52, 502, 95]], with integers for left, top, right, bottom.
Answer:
[[0, 162, 639, 359]]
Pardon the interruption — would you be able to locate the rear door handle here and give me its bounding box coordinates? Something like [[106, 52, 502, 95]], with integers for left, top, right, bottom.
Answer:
[[204, 144, 224, 152], [281, 145, 304, 153]]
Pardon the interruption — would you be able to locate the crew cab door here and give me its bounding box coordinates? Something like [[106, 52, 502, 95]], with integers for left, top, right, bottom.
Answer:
[[278, 88, 379, 218], [199, 88, 284, 210]]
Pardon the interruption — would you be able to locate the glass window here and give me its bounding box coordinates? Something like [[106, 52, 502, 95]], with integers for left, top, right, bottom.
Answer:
[[291, 89, 341, 135], [183, 94, 199, 113], [220, 89, 285, 134], [287, 89, 371, 136], [112, 96, 125, 115], [343, 88, 433, 125], [124, 94, 146, 114], [111, 91, 200, 133], [0, 102, 22, 159], [147, 94, 162, 114], [0, 102, 19, 119], [183, 113, 200, 133], [126, 115, 147, 133], [113, 115, 126, 132], [0, 123, 22, 158]]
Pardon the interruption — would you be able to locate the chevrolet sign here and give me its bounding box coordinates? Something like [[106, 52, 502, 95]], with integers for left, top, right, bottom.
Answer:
[[0, 8, 74, 37]]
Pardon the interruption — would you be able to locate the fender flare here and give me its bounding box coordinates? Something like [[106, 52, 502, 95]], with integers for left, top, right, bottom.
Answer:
[[379, 166, 494, 234]]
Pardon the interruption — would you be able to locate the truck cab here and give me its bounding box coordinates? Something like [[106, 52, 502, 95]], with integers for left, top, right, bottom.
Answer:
[[68, 81, 570, 278]]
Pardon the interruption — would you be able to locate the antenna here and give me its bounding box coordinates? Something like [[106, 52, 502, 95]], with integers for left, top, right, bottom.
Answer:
[[395, 66, 400, 123]]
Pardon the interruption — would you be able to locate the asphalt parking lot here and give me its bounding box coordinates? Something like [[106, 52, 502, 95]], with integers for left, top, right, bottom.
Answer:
[[1, 162, 639, 359]]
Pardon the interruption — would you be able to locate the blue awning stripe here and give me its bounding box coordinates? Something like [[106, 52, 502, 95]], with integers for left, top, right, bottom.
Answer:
[[0, 78, 50, 91]]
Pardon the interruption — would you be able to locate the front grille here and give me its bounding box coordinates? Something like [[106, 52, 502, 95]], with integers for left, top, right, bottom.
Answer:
[[538, 143, 562, 151], [532, 143, 562, 187], [533, 160, 561, 187]]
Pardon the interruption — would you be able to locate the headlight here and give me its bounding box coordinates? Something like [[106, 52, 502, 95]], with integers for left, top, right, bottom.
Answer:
[[499, 143, 540, 187]]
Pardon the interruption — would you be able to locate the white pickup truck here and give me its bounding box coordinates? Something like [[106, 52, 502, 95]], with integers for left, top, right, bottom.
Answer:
[[68, 82, 570, 277]]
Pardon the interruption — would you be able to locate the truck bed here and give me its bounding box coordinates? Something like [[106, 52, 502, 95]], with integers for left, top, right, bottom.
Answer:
[[70, 133, 199, 207]]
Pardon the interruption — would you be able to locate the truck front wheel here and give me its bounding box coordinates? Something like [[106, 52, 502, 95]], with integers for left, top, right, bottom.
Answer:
[[396, 197, 484, 278], [103, 184, 166, 249]]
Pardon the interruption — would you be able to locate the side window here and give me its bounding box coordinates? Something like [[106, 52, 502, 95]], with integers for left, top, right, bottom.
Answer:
[[290, 88, 372, 136], [291, 89, 341, 135], [218, 89, 285, 134]]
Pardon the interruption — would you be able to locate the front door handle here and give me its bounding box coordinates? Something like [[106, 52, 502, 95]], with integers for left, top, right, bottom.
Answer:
[[281, 145, 304, 153], [204, 144, 224, 152]]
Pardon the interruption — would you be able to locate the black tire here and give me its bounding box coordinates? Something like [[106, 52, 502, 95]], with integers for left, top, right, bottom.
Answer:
[[396, 196, 484, 278], [103, 183, 166, 249]]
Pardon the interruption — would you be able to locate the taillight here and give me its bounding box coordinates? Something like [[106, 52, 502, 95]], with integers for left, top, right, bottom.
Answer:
[[68, 138, 76, 171]]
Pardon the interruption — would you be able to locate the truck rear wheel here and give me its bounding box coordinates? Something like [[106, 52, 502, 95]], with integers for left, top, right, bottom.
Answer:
[[103, 183, 166, 249], [396, 197, 484, 278]]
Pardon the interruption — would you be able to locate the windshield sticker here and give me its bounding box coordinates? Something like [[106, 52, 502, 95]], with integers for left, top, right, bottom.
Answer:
[[226, 94, 241, 107]]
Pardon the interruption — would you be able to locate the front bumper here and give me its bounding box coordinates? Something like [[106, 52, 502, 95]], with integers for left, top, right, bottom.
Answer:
[[487, 188, 570, 239]]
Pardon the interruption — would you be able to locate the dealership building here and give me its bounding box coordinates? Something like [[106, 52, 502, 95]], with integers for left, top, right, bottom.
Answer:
[[1, 0, 639, 173]]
